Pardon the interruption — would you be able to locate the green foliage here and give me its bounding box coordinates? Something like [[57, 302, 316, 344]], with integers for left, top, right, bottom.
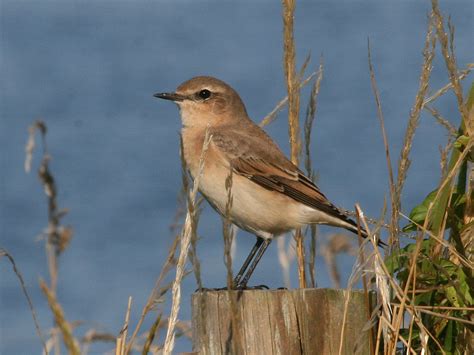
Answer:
[[402, 187, 467, 233], [402, 190, 438, 232], [386, 81, 474, 354], [386, 241, 473, 353]]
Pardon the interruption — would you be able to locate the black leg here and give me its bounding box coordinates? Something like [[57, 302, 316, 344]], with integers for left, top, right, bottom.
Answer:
[[233, 237, 264, 287], [237, 238, 272, 289]]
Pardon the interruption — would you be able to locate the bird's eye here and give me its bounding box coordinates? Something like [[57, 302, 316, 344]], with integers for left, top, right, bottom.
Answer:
[[198, 89, 211, 100]]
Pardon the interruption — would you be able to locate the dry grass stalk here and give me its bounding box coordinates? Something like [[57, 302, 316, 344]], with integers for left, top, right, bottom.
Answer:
[[422, 64, 473, 107], [24, 121, 40, 173], [390, 224, 430, 351], [298, 52, 312, 80], [180, 135, 203, 290], [336, 211, 383, 355], [304, 61, 324, 288], [282, 0, 307, 289], [125, 161, 200, 352], [431, 0, 471, 135], [341, 207, 391, 229], [367, 40, 397, 246], [355, 207, 381, 355], [129, 316, 192, 354], [338, 290, 352, 355], [303, 57, 323, 178], [0, 248, 47, 354], [81, 330, 115, 355], [373, 13, 435, 251], [403, 307, 474, 326], [223, 172, 243, 348], [355, 205, 393, 350], [39, 279, 80, 355], [439, 139, 456, 181], [259, 71, 318, 128], [141, 313, 162, 355], [424, 105, 458, 137], [320, 234, 356, 289], [81, 329, 116, 355], [162, 128, 212, 354], [26, 120, 74, 355], [400, 213, 472, 269], [293, 229, 306, 288], [282, 0, 301, 164], [115, 296, 132, 355], [26, 121, 74, 293], [126, 233, 180, 352], [223, 171, 235, 289], [221, 171, 245, 354], [394, 14, 436, 233]]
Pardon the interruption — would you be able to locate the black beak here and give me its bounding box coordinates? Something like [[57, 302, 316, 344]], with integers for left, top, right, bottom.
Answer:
[[153, 92, 186, 102]]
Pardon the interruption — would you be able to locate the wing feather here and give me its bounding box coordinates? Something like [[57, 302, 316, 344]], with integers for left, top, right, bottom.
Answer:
[[209, 126, 387, 246], [211, 129, 354, 225]]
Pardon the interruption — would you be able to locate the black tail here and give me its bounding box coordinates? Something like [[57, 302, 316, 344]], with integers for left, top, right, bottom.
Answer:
[[344, 220, 387, 248]]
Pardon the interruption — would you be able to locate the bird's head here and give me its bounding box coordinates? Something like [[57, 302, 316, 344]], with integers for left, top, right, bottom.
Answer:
[[154, 76, 248, 127]]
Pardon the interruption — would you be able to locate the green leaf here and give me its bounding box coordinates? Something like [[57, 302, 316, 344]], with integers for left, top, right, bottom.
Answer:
[[385, 251, 401, 274], [456, 268, 473, 306], [438, 259, 458, 274], [453, 135, 469, 150], [446, 286, 460, 307], [415, 290, 434, 306], [403, 189, 439, 231], [443, 320, 454, 352]]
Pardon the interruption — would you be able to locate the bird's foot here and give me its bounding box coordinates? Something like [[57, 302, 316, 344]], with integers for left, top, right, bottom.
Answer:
[[195, 286, 229, 292], [195, 284, 270, 292], [234, 284, 269, 290]]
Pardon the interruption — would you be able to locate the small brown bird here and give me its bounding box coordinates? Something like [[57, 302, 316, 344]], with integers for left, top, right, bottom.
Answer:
[[154, 76, 382, 288]]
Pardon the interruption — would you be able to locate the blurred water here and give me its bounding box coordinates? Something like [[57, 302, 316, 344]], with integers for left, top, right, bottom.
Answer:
[[1, 1, 472, 353]]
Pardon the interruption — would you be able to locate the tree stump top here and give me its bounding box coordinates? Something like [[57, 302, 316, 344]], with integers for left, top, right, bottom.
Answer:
[[192, 288, 375, 355]]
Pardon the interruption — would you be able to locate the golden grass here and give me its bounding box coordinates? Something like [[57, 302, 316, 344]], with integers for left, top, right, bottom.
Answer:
[[40, 279, 80, 355], [162, 128, 213, 354], [0, 249, 47, 353], [115, 296, 132, 355], [431, 0, 471, 136]]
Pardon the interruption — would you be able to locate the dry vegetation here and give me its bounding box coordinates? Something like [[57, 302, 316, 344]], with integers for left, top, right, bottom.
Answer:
[[1, 0, 473, 354]]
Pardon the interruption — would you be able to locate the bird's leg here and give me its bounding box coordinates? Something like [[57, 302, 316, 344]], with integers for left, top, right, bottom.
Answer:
[[233, 237, 264, 287], [236, 238, 272, 289]]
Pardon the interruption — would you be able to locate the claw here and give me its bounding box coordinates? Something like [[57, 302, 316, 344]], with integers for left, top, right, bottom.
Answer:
[[235, 284, 269, 290], [195, 284, 270, 292], [195, 286, 230, 292]]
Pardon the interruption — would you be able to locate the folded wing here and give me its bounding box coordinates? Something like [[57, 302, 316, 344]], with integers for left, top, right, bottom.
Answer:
[[211, 128, 364, 235]]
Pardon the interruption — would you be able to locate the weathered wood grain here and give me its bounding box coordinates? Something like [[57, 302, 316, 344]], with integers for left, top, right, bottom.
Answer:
[[192, 288, 375, 355]]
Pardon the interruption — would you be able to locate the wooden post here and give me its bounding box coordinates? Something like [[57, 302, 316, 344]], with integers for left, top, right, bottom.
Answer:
[[192, 288, 375, 355]]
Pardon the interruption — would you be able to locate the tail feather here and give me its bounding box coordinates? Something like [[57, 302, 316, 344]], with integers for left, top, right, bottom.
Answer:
[[344, 220, 387, 248]]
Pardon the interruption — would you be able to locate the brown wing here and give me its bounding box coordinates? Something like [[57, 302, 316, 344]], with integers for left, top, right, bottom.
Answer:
[[211, 128, 355, 224], [232, 156, 353, 221], [211, 126, 388, 246]]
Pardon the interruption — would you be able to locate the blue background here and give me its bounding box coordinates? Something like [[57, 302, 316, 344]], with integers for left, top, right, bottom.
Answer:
[[1, 1, 472, 353]]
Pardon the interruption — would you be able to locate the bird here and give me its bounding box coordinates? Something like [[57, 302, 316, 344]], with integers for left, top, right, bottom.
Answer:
[[154, 76, 383, 289]]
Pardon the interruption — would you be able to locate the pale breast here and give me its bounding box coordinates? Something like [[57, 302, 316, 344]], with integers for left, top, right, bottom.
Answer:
[[181, 127, 206, 176], [181, 127, 307, 237], [198, 160, 305, 237]]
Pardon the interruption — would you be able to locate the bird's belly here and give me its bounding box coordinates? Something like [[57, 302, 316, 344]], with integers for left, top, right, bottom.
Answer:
[[198, 169, 303, 237]]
